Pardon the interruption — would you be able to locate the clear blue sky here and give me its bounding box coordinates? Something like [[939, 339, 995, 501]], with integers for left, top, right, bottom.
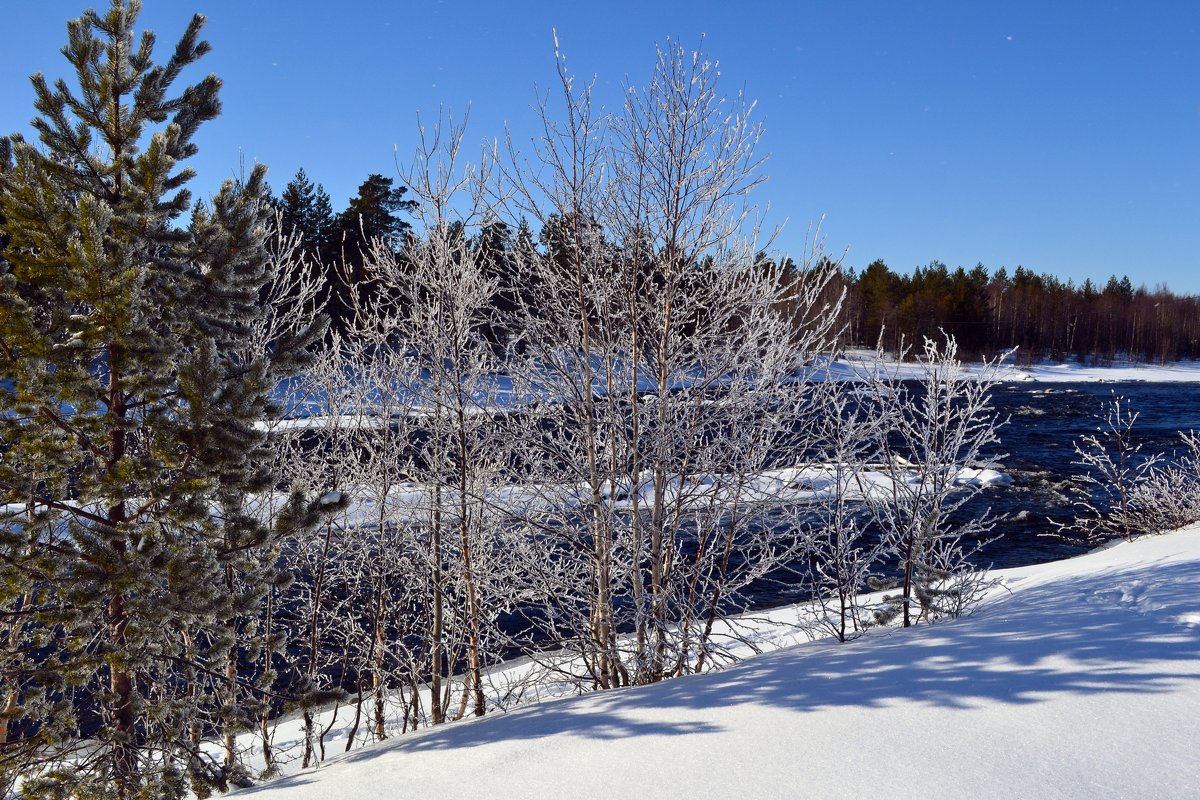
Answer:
[[3, 1, 1198, 292]]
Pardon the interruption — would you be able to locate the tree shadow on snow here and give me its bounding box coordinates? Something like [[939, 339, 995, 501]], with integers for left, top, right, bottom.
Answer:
[[238, 557, 1200, 789], [643, 557, 1200, 716]]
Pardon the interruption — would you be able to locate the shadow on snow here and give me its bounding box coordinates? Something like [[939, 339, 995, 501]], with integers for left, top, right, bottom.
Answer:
[[238, 557, 1200, 793]]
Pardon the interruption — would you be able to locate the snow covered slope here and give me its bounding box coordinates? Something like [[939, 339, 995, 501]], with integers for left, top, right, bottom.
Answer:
[[236, 527, 1200, 799]]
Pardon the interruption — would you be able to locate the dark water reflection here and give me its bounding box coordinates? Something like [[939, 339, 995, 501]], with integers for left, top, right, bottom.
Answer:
[[743, 380, 1200, 610]]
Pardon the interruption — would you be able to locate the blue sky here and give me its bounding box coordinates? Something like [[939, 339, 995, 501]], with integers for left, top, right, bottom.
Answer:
[[3, 1, 1198, 292]]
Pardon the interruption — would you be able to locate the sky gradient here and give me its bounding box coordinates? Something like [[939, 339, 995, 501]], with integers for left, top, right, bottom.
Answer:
[[3, 1, 1198, 292]]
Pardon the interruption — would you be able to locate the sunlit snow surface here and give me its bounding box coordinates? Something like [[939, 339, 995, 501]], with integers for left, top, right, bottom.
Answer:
[[234, 526, 1200, 799], [828, 350, 1200, 384], [239, 462, 1012, 537]]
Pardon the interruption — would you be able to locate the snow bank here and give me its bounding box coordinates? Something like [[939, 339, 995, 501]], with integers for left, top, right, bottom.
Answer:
[[234, 526, 1200, 800], [832, 349, 1200, 384], [1006, 359, 1200, 383], [246, 461, 1012, 533]]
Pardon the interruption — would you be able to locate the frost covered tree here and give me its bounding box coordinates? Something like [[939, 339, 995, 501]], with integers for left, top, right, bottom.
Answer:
[[1125, 430, 1200, 534], [803, 381, 887, 642], [865, 337, 1006, 628], [1059, 394, 1162, 543], [1052, 396, 1200, 544], [497, 39, 842, 686], [0, 3, 322, 795], [350, 114, 516, 725], [266, 341, 363, 770]]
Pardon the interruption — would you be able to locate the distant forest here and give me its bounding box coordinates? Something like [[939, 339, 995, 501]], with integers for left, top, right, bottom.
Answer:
[[264, 168, 1199, 366], [794, 258, 1200, 365]]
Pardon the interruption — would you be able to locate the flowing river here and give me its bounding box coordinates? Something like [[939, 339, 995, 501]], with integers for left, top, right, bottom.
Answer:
[[948, 380, 1200, 569]]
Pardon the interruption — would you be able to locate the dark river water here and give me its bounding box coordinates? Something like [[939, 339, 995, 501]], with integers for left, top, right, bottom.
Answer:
[[961, 381, 1200, 569], [275, 380, 1200, 684], [283, 378, 1200, 615]]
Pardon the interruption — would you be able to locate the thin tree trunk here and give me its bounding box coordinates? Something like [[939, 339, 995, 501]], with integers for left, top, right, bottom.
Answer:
[[455, 409, 485, 718], [259, 588, 275, 773], [429, 485, 445, 725], [303, 518, 336, 768], [372, 573, 388, 740], [223, 564, 237, 770]]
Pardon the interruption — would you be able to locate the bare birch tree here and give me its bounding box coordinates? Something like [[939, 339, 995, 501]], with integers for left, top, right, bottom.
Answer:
[[495, 39, 843, 686], [350, 112, 517, 724], [802, 380, 888, 642]]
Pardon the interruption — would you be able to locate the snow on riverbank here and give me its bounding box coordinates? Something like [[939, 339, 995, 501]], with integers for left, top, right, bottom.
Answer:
[[831, 349, 1200, 384], [235, 526, 1200, 799], [1005, 359, 1200, 383], [264, 354, 1200, 429], [237, 462, 1012, 536]]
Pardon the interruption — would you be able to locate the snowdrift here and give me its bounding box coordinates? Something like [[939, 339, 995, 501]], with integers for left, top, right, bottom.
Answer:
[[235, 526, 1200, 799]]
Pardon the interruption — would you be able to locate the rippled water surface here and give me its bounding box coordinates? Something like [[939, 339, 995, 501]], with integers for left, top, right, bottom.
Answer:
[[969, 381, 1200, 568]]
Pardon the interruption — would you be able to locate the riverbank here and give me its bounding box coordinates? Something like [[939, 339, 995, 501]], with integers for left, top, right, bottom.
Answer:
[[235, 525, 1200, 799], [832, 349, 1200, 383]]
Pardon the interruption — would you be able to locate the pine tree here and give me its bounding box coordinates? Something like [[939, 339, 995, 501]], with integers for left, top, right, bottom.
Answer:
[[336, 174, 413, 248], [0, 2, 322, 795], [0, 138, 9, 259], [325, 174, 414, 335]]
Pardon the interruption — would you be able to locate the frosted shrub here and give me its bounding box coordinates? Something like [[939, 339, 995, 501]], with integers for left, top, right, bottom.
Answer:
[[1053, 396, 1200, 544], [1125, 431, 1200, 534], [864, 337, 1006, 628]]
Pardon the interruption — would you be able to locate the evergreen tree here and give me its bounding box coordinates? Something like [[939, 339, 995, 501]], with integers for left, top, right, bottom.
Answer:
[[278, 167, 334, 257], [336, 174, 413, 248], [0, 3, 322, 795], [274, 168, 335, 326], [858, 259, 897, 351], [0, 138, 9, 258], [474, 219, 518, 352], [325, 174, 414, 335]]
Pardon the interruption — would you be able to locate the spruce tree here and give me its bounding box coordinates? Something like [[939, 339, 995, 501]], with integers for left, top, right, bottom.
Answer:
[[474, 220, 517, 352], [0, 2, 322, 796], [278, 168, 334, 258]]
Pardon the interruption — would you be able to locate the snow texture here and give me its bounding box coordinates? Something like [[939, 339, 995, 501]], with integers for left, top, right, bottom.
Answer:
[[234, 526, 1200, 799]]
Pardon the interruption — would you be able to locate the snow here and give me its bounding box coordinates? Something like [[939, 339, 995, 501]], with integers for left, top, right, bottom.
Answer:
[[233, 526, 1200, 799], [952, 466, 1011, 487], [1002, 359, 1200, 383], [250, 462, 1012, 535], [317, 491, 344, 507], [830, 349, 1200, 384], [262, 355, 1200, 430]]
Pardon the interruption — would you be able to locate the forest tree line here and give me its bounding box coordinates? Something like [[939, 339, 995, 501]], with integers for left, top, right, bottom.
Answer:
[[793, 258, 1200, 365], [272, 170, 1200, 366]]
